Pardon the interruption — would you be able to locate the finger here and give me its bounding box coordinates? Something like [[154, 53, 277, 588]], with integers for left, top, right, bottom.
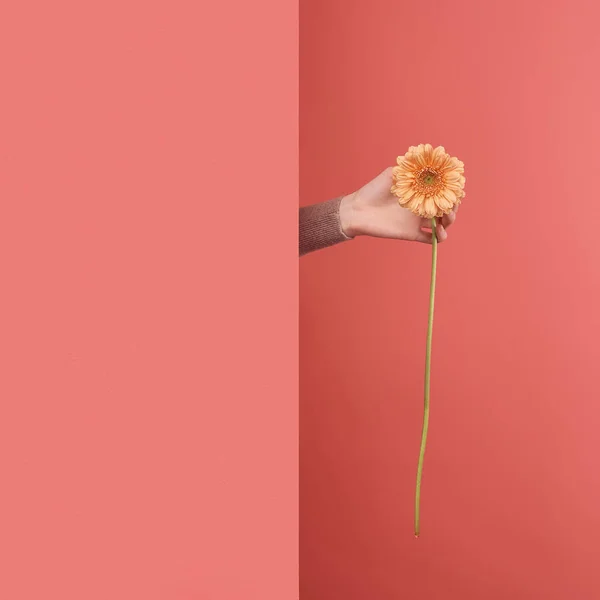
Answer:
[[441, 210, 457, 229], [415, 230, 433, 244], [436, 223, 448, 243], [383, 166, 395, 181], [421, 211, 456, 230]]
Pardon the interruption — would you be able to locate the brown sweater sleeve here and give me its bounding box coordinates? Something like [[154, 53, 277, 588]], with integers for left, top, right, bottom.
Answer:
[[299, 197, 352, 256]]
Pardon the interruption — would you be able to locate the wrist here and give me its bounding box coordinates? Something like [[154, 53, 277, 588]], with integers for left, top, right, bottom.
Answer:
[[339, 193, 360, 238]]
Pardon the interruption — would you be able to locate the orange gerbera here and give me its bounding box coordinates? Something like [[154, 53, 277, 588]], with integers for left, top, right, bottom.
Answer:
[[395, 144, 467, 538], [391, 144, 465, 219]]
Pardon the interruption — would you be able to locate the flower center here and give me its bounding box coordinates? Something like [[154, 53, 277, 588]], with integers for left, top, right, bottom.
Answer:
[[415, 168, 444, 196], [421, 169, 438, 186]]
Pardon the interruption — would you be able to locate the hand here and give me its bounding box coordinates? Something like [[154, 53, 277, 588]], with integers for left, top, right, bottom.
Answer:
[[338, 167, 458, 244]]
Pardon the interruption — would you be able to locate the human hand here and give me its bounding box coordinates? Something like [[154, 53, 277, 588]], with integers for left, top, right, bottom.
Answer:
[[338, 167, 458, 244]]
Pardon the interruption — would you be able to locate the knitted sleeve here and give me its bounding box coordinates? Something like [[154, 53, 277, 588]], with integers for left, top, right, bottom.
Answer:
[[299, 197, 352, 256]]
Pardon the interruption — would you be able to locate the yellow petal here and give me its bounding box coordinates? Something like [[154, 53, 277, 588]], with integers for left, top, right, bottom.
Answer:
[[423, 196, 437, 217], [442, 189, 457, 205], [397, 187, 414, 198], [445, 170, 462, 182], [422, 144, 433, 164], [447, 180, 464, 191], [414, 148, 428, 168], [435, 193, 453, 211], [431, 146, 447, 168], [407, 197, 422, 215], [397, 195, 412, 207]]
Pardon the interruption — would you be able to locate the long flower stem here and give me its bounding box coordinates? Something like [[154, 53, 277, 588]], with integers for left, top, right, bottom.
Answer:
[[415, 217, 438, 537]]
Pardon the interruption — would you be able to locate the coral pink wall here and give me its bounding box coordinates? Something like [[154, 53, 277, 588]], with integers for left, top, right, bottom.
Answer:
[[300, 1, 600, 598], [0, 1, 297, 598]]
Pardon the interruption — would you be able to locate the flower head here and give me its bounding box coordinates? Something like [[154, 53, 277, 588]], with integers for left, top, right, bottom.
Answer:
[[391, 144, 465, 219]]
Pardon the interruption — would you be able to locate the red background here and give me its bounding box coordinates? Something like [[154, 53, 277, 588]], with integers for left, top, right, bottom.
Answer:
[[0, 1, 297, 598], [300, 0, 600, 598]]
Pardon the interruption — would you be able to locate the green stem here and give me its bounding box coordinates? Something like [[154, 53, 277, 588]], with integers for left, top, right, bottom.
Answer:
[[415, 217, 437, 537]]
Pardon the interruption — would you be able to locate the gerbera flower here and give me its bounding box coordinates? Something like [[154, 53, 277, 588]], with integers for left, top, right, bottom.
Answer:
[[393, 144, 466, 537], [391, 144, 465, 219]]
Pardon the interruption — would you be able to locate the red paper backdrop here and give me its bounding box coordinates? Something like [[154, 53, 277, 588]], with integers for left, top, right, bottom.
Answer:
[[300, 1, 600, 598]]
